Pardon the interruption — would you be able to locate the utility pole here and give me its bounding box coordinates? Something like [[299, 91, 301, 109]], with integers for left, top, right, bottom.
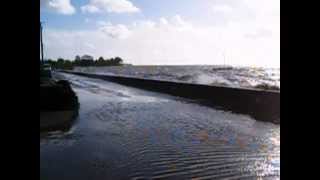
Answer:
[[40, 21, 44, 64]]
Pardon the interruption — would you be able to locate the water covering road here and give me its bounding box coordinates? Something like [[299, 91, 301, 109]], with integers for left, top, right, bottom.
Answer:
[[40, 73, 280, 180]]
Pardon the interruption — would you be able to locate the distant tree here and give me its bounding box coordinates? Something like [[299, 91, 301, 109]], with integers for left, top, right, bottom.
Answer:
[[114, 57, 123, 65], [56, 58, 63, 68], [54, 59, 61, 69], [45, 59, 55, 69], [70, 56, 125, 67], [96, 56, 106, 66], [64, 60, 74, 70], [98, 56, 104, 61], [109, 58, 115, 65], [75, 55, 81, 61]]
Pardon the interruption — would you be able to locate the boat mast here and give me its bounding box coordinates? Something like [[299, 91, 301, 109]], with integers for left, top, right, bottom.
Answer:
[[223, 52, 226, 66], [222, 50, 227, 66]]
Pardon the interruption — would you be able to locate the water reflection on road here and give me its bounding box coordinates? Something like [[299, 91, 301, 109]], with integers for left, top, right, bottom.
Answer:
[[41, 73, 280, 180]]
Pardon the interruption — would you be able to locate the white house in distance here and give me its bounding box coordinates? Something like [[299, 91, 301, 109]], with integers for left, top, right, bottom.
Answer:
[[81, 55, 94, 61]]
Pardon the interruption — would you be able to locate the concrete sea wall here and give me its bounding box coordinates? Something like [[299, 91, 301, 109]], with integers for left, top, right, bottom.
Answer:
[[64, 71, 280, 124]]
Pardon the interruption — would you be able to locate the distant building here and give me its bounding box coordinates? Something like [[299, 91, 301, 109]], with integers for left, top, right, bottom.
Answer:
[[81, 55, 94, 61]]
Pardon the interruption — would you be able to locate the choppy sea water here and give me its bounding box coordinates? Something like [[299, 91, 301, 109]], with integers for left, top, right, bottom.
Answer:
[[74, 65, 280, 90]]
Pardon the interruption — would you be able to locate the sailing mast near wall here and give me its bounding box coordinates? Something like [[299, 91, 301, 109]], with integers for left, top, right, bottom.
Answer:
[[223, 52, 226, 66], [40, 21, 44, 64], [221, 50, 227, 67]]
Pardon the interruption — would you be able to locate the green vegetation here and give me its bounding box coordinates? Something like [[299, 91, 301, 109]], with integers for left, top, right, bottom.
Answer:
[[46, 56, 124, 70]]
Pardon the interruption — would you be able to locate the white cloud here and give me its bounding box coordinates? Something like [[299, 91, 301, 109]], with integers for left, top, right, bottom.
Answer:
[[132, 20, 156, 29], [244, 28, 273, 39], [81, 5, 100, 13], [81, 0, 140, 14], [99, 23, 132, 39], [44, 13, 279, 67], [207, 0, 279, 25], [40, 0, 75, 15], [84, 42, 95, 49], [159, 18, 169, 26], [211, 4, 233, 13], [170, 15, 192, 28]]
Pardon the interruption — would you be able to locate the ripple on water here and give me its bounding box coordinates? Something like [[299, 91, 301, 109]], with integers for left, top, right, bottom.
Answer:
[[42, 73, 280, 180], [79, 101, 280, 179]]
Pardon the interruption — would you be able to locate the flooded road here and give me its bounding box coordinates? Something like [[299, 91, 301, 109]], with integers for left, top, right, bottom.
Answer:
[[40, 73, 280, 180]]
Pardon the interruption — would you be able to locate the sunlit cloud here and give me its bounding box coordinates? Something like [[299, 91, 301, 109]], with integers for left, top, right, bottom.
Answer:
[[81, 0, 140, 14], [44, 13, 279, 67], [42, 0, 279, 67], [40, 0, 76, 15]]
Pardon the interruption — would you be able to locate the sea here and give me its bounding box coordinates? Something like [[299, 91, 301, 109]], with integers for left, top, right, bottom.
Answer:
[[73, 65, 280, 90]]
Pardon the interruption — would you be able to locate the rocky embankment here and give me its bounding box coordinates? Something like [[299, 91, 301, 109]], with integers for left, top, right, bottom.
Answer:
[[40, 79, 79, 132]]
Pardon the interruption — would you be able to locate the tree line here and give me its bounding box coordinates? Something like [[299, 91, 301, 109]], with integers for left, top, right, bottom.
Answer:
[[45, 56, 124, 70]]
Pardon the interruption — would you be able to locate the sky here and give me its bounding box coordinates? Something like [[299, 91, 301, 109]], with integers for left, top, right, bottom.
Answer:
[[40, 0, 280, 67]]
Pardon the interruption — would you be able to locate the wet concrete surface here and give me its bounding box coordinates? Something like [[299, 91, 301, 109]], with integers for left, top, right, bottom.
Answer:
[[40, 73, 280, 180]]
